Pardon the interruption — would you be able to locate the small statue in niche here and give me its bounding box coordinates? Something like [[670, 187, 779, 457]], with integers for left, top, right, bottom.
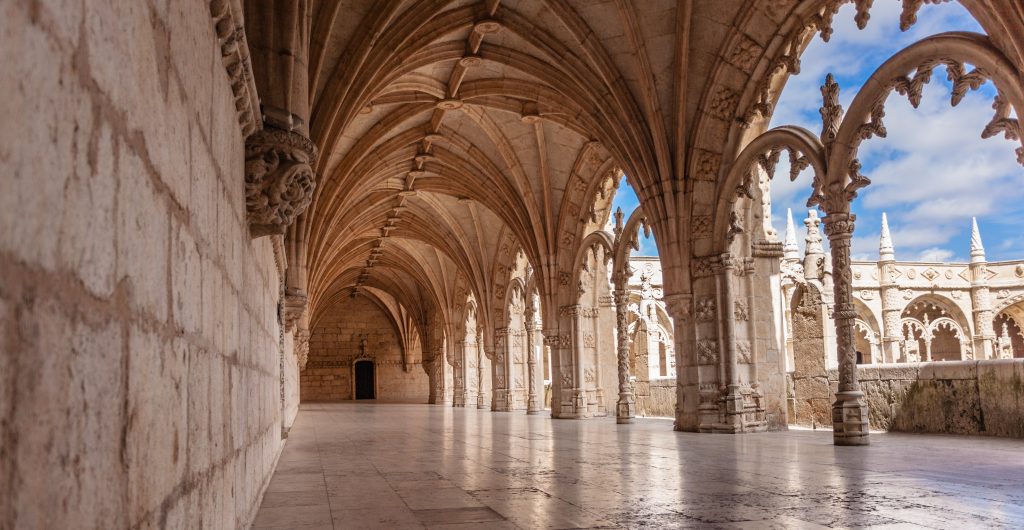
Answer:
[[359, 335, 368, 356]]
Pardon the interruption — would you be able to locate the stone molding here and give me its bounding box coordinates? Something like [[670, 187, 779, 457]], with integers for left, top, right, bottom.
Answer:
[[209, 0, 260, 136]]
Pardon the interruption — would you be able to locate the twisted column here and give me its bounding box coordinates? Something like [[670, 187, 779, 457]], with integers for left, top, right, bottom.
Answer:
[[613, 289, 635, 423], [824, 212, 870, 446]]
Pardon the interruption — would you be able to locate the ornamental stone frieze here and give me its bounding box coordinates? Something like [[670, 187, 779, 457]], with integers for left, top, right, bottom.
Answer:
[[245, 127, 317, 238]]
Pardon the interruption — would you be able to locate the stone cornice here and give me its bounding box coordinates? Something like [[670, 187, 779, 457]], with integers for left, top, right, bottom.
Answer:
[[209, 0, 260, 137]]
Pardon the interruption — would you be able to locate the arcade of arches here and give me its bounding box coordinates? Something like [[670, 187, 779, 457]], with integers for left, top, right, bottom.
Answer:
[[3, 0, 1024, 528]]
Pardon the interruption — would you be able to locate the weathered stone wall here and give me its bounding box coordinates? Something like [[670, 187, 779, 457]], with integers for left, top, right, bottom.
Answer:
[[638, 377, 677, 418], [0, 0, 288, 528], [301, 297, 429, 402], [788, 360, 1024, 438]]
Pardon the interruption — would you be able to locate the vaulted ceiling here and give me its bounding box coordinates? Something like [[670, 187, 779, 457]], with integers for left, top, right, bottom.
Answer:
[[280, 0, 1024, 350]]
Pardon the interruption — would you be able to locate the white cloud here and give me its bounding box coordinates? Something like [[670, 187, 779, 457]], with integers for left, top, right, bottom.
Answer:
[[765, 1, 1024, 263], [915, 247, 956, 262]]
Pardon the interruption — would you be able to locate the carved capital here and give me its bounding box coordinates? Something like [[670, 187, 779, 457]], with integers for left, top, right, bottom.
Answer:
[[559, 304, 582, 317], [282, 288, 308, 333], [823, 213, 856, 239], [664, 293, 692, 321], [245, 126, 318, 238]]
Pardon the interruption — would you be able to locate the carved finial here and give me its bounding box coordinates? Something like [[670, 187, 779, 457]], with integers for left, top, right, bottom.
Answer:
[[783, 208, 799, 260], [879, 212, 895, 261], [614, 207, 625, 234], [803, 210, 825, 280], [970, 217, 986, 263], [819, 74, 843, 155]]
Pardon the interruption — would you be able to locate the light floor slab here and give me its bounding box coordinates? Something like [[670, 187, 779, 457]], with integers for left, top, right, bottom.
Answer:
[[253, 403, 1024, 529]]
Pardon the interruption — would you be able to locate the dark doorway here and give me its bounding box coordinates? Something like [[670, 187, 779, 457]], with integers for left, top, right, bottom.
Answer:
[[354, 360, 375, 399]]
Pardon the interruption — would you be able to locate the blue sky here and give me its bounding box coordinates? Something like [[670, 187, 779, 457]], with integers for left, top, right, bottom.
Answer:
[[615, 2, 1024, 262], [609, 180, 660, 256], [769, 1, 1024, 262]]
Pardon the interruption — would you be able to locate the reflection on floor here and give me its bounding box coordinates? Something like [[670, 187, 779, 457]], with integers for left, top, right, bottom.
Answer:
[[253, 403, 1024, 529]]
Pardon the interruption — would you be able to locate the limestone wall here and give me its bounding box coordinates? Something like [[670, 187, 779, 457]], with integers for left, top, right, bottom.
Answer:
[[638, 377, 677, 418], [788, 360, 1024, 437], [0, 1, 288, 527], [301, 296, 429, 402]]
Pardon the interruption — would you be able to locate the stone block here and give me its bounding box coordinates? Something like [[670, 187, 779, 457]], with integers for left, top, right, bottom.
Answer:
[[920, 361, 976, 381], [127, 326, 188, 525], [0, 5, 71, 272], [117, 148, 170, 321], [977, 361, 1024, 438], [172, 221, 203, 334], [59, 120, 117, 298]]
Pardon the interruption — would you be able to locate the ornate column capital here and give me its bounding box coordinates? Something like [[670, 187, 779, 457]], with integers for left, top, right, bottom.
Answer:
[[664, 293, 692, 321], [282, 288, 308, 333], [823, 213, 856, 240], [245, 127, 318, 238], [559, 304, 583, 317]]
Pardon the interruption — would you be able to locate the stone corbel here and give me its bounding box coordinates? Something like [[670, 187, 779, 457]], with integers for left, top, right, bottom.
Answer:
[[282, 288, 308, 333], [245, 128, 317, 238]]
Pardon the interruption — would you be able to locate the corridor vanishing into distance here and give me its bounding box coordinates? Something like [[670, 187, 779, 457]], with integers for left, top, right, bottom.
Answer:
[[254, 404, 1024, 529], [7, 0, 1024, 528]]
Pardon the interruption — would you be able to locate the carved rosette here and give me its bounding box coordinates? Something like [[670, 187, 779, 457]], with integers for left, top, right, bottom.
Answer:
[[245, 127, 318, 238]]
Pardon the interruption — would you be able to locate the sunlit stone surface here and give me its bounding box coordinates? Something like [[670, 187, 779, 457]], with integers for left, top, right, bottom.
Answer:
[[254, 404, 1024, 529]]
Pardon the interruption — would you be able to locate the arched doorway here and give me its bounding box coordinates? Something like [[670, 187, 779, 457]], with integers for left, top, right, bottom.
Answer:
[[354, 360, 375, 400]]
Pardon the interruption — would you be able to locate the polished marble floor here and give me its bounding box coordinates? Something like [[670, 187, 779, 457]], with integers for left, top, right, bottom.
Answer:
[[253, 403, 1024, 529]]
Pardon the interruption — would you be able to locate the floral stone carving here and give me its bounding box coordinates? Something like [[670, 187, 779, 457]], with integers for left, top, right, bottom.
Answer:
[[245, 127, 318, 238]]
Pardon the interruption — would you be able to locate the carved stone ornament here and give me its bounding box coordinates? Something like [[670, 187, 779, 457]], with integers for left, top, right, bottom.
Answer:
[[734, 300, 749, 321], [697, 339, 719, 365], [245, 127, 318, 238], [696, 297, 716, 323], [282, 289, 308, 333], [295, 329, 310, 371]]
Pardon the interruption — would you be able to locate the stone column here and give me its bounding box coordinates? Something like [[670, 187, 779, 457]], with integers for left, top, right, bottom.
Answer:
[[477, 330, 489, 409], [242, 0, 317, 238], [664, 293, 693, 431], [718, 254, 743, 431], [543, 334, 562, 414], [525, 316, 541, 414], [492, 327, 510, 411], [453, 340, 465, 407], [571, 305, 587, 415], [613, 289, 635, 423], [823, 212, 869, 446]]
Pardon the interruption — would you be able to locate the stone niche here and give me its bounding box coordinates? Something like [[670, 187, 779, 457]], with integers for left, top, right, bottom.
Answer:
[[301, 296, 429, 402]]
